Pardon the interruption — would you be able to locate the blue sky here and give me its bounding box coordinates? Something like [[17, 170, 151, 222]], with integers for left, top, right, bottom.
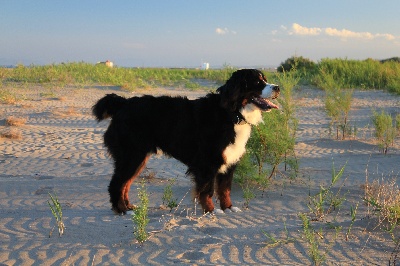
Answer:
[[1, 1, 399, 68]]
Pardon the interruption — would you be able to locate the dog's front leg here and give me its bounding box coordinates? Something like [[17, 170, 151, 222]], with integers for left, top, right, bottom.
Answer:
[[216, 166, 235, 210]]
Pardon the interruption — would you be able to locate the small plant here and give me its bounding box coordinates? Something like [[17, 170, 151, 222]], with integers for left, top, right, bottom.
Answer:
[[308, 161, 347, 220], [48, 192, 65, 237], [345, 203, 358, 241], [5, 116, 27, 126], [389, 239, 400, 265], [371, 109, 397, 154], [319, 68, 353, 140], [0, 90, 18, 104], [299, 213, 326, 265], [162, 178, 178, 211], [0, 128, 22, 139], [132, 180, 150, 243], [364, 177, 400, 236], [262, 220, 294, 248]]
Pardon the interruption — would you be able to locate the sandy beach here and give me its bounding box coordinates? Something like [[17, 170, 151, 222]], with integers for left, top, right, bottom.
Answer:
[[0, 84, 399, 265]]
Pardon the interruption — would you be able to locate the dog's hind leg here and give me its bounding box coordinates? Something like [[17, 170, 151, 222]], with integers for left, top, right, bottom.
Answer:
[[191, 169, 218, 213], [123, 155, 150, 210], [108, 153, 150, 214]]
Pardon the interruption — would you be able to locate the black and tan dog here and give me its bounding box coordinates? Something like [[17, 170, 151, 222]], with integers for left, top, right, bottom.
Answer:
[[93, 69, 279, 214]]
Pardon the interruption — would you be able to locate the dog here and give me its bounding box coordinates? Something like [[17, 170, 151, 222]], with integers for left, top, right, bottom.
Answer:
[[92, 69, 280, 214]]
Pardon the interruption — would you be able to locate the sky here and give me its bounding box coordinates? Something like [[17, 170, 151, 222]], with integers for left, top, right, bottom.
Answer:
[[1, 0, 399, 68]]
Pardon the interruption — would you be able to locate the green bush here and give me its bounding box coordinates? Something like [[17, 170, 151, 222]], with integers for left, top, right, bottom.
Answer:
[[313, 58, 400, 91], [132, 180, 150, 243], [371, 110, 397, 154], [277, 56, 316, 73], [244, 68, 299, 181], [317, 67, 353, 140]]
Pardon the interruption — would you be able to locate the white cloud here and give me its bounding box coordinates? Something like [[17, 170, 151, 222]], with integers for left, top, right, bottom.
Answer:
[[285, 23, 396, 41], [376, 33, 396, 41], [325, 27, 373, 39], [291, 23, 321, 36], [216, 28, 227, 35], [215, 27, 236, 35]]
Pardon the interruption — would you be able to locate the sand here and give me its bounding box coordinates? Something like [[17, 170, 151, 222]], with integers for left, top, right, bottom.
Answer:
[[0, 84, 399, 265]]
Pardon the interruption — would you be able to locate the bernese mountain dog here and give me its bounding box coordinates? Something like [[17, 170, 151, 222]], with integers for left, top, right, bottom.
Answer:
[[92, 69, 280, 214]]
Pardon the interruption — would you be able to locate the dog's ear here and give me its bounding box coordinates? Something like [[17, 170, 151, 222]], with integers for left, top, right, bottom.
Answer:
[[217, 71, 243, 111]]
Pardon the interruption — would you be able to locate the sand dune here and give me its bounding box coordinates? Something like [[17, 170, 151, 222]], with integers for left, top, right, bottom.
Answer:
[[0, 85, 399, 265]]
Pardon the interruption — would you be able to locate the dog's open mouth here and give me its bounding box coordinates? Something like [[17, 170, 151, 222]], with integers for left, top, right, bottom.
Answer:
[[251, 96, 279, 111]]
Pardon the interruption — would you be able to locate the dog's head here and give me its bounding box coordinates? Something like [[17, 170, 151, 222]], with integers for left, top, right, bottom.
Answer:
[[217, 69, 280, 124]]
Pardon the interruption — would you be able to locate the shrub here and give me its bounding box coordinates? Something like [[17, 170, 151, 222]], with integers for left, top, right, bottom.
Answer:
[[364, 178, 400, 235], [234, 68, 299, 204], [0, 90, 18, 104], [162, 179, 178, 211], [246, 69, 299, 181], [5, 116, 27, 126], [132, 180, 150, 243], [317, 67, 353, 140], [277, 56, 316, 73], [371, 110, 397, 154]]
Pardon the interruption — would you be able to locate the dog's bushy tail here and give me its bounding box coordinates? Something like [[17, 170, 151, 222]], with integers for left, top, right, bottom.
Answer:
[[92, 93, 127, 121]]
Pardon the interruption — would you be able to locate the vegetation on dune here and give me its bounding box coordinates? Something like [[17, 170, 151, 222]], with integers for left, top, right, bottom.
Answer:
[[278, 56, 400, 94], [1, 56, 399, 93], [0, 62, 242, 91]]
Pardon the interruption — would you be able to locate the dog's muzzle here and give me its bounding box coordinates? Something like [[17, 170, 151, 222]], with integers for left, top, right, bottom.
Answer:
[[250, 83, 280, 111], [262, 83, 280, 99]]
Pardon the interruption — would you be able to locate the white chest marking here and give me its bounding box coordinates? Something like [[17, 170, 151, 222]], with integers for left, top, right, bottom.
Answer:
[[218, 104, 263, 174], [219, 124, 251, 173]]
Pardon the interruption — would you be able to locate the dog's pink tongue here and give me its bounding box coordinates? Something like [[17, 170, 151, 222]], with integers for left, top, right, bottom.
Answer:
[[264, 99, 279, 109]]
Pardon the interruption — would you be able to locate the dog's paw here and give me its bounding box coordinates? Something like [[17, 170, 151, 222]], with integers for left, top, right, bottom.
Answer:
[[213, 208, 225, 214], [230, 206, 242, 212], [212, 207, 242, 214]]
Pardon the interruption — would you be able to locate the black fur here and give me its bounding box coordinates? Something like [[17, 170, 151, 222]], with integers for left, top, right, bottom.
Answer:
[[92, 69, 277, 214]]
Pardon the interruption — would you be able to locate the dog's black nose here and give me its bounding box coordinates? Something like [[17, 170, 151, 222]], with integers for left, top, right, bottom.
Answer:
[[273, 85, 280, 92]]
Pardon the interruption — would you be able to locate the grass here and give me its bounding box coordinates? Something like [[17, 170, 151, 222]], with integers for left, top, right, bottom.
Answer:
[[48, 192, 65, 237], [0, 128, 22, 139], [0, 89, 19, 104], [308, 161, 347, 220], [309, 58, 400, 94], [262, 220, 295, 248], [364, 177, 400, 237], [1, 57, 400, 93], [299, 213, 326, 265], [0, 62, 246, 91], [5, 116, 27, 126], [346, 203, 358, 241]]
